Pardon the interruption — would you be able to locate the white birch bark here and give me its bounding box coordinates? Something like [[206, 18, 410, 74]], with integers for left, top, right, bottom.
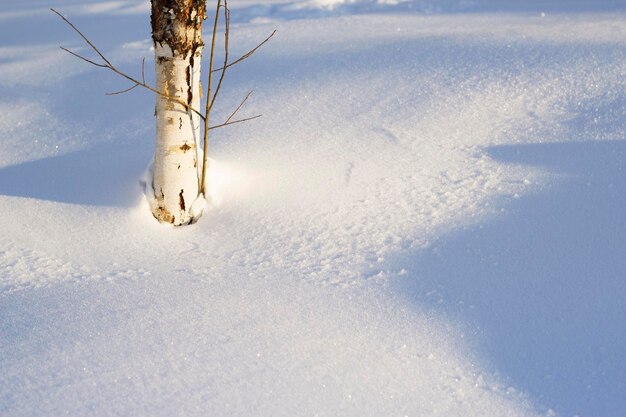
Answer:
[[149, 0, 206, 225], [151, 45, 202, 225]]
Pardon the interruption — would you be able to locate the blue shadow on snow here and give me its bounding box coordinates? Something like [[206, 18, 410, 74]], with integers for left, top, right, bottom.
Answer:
[[0, 142, 150, 207], [395, 139, 626, 417]]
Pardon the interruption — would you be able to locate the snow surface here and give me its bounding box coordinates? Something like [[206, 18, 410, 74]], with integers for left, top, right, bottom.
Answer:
[[1, 1, 625, 416]]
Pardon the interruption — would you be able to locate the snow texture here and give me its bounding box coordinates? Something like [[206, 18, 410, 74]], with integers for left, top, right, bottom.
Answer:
[[1, 1, 625, 416]]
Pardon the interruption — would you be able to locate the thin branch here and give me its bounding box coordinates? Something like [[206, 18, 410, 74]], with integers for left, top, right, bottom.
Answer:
[[60, 46, 107, 68], [209, 114, 262, 131], [64, 45, 205, 119], [53, 8, 205, 121], [51, 8, 112, 67], [212, 30, 276, 73], [141, 57, 146, 84], [209, 4, 230, 113], [106, 83, 140, 95], [201, 0, 223, 195], [225, 90, 253, 124]]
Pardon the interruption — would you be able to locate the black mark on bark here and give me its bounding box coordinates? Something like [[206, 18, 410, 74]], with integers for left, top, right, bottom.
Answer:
[[179, 189, 186, 211]]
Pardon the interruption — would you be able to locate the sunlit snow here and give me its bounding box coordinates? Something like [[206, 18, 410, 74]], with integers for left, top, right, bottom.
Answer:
[[1, 1, 624, 416]]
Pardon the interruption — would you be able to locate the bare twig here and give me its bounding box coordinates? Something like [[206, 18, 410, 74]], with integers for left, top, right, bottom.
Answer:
[[212, 30, 276, 72], [51, 8, 112, 67], [60, 46, 107, 68], [141, 57, 146, 84], [209, 114, 262, 131], [209, 4, 230, 113], [106, 83, 140, 96], [201, 0, 223, 195], [107, 58, 146, 96], [225, 90, 253, 124], [52, 8, 205, 120]]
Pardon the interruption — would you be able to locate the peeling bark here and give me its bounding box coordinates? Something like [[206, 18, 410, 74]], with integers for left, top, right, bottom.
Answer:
[[151, 0, 206, 57], [150, 0, 206, 225]]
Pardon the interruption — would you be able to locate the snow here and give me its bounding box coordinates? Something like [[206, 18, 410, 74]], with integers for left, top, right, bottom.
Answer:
[[1, 1, 625, 416]]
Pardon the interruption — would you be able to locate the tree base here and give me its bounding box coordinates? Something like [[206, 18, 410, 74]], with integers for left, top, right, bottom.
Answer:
[[142, 163, 206, 226]]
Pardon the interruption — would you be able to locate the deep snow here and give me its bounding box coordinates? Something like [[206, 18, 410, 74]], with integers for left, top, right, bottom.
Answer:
[[1, 1, 625, 416]]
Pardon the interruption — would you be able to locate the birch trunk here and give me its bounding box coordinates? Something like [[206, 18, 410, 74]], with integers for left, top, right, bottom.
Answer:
[[150, 0, 206, 225]]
